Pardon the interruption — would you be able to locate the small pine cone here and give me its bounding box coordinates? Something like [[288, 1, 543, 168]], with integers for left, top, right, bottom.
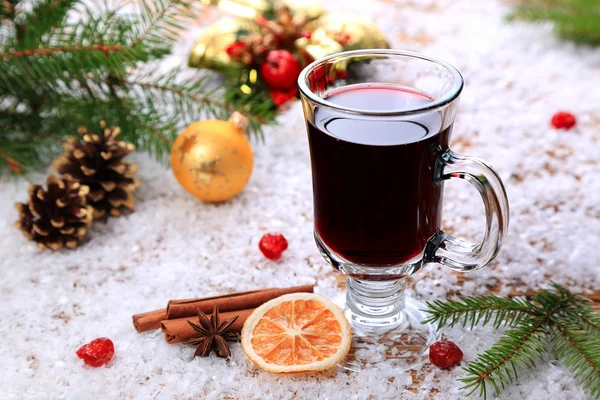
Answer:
[[14, 175, 93, 251], [52, 122, 141, 220]]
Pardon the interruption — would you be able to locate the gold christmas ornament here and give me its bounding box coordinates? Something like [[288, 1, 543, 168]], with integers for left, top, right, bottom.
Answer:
[[200, 0, 325, 20], [281, 0, 325, 20], [189, 19, 256, 71], [295, 29, 343, 62], [170, 112, 253, 202], [315, 13, 390, 50]]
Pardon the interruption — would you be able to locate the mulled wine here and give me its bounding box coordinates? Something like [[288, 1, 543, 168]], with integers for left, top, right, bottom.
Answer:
[[307, 84, 452, 265]]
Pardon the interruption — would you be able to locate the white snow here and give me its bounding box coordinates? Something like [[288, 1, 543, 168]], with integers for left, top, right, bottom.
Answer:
[[1, 0, 599, 399]]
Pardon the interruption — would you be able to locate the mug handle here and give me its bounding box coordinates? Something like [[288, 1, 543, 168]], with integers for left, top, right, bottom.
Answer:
[[424, 149, 510, 272]]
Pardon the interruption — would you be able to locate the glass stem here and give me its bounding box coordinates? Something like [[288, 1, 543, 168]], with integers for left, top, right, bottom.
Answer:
[[346, 277, 406, 331]]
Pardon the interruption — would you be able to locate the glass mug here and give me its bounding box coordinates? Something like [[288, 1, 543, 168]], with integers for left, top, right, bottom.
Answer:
[[298, 50, 509, 370]]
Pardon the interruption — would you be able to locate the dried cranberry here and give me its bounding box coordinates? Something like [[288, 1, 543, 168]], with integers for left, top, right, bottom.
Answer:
[[551, 111, 576, 130], [76, 337, 114, 367], [429, 340, 463, 369], [259, 233, 288, 260]]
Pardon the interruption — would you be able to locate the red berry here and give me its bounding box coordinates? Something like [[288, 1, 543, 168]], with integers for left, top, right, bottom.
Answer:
[[269, 86, 298, 107], [551, 111, 576, 130], [259, 233, 288, 260], [76, 338, 115, 368], [225, 41, 246, 57], [429, 340, 463, 369], [255, 15, 268, 27], [336, 33, 352, 47], [261, 50, 302, 90]]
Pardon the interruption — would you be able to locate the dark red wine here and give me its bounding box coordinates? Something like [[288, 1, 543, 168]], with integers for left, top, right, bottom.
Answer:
[[307, 84, 452, 265]]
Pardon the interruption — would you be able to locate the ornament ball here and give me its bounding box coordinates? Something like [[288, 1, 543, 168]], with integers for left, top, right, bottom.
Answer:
[[170, 113, 253, 202]]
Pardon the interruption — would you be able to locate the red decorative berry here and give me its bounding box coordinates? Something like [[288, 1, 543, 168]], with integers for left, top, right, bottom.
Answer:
[[269, 86, 298, 107], [261, 50, 302, 90], [255, 15, 268, 27], [429, 340, 463, 369], [336, 33, 352, 47], [259, 233, 288, 260], [76, 338, 115, 368], [225, 41, 246, 57], [551, 111, 576, 130]]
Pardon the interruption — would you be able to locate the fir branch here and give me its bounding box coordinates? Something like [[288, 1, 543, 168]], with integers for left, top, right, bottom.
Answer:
[[460, 317, 548, 397], [424, 284, 600, 399], [552, 321, 600, 397], [509, 0, 600, 45], [129, 0, 197, 47], [124, 76, 269, 127], [0, 148, 23, 173], [0, 0, 275, 173], [579, 314, 600, 336], [423, 295, 542, 330], [0, 44, 124, 58], [18, 0, 81, 47]]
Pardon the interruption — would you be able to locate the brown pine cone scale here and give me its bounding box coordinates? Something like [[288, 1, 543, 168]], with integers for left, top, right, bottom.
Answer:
[[52, 122, 141, 219], [14, 175, 93, 251]]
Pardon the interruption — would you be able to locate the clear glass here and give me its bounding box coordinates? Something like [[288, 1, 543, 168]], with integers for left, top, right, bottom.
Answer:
[[298, 50, 510, 372]]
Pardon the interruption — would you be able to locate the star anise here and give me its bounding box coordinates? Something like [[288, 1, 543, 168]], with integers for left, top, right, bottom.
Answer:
[[186, 306, 239, 358]]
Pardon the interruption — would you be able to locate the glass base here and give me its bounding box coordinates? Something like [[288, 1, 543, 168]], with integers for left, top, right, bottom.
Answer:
[[335, 294, 440, 375]]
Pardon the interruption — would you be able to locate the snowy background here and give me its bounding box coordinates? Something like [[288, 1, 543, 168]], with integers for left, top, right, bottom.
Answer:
[[1, 0, 600, 399]]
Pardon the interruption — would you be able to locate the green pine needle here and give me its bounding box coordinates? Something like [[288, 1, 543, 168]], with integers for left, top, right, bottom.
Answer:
[[0, 0, 276, 175], [423, 295, 542, 330], [423, 283, 600, 399], [552, 320, 600, 397], [508, 0, 600, 45]]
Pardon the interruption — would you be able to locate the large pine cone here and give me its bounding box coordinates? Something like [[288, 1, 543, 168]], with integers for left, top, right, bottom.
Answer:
[[14, 175, 93, 251], [52, 123, 141, 219]]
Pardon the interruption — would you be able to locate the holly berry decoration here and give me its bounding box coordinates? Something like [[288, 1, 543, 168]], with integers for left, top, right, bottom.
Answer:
[[269, 86, 299, 108], [429, 340, 463, 369], [261, 50, 302, 91], [550, 111, 576, 130], [259, 233, 288, 260], [76, 337, 115, 367], [189, 5, 390, 111]]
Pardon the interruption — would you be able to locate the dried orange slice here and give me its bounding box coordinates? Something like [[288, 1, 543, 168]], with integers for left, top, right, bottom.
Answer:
[[241, 293, 351, 373]]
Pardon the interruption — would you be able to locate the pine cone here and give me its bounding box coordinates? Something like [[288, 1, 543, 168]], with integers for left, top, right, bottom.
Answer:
[[52, 122, 141, 219], [14, 175, 93, 251]]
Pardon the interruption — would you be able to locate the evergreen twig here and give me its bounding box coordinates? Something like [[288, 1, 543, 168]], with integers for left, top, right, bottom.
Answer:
[[423, 295, 542, 330], [552, 321, 600, 397], [423, 284, 600, 399], [508, 0, 600, 45], [0, 0, 275, 174]]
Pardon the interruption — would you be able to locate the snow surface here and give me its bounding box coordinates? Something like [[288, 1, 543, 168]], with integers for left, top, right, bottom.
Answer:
[[1, 0, 600, 399]]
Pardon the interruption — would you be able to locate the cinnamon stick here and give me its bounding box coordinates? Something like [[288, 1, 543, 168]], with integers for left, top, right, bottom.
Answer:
[[165, 284, 314, 319], [132, 308, 167, 333], [162, 308, 254, 344], [132, 284, 314, 333]]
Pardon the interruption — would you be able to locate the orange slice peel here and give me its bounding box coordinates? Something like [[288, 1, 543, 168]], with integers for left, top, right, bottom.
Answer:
[[241, 293, 352, 373]]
